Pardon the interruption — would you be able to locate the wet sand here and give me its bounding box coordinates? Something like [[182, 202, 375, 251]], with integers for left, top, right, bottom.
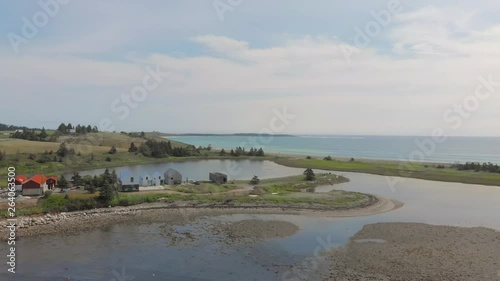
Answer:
[[324, 222, 500, 281]]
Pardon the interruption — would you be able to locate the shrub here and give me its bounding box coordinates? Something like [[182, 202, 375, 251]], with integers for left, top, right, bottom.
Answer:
[[306, 156, 312, 159], [118, 198, 130, 206], [105, 156, 112, 162], [43, 190, 52, 199], [250, 175, 260, 185], [109, 146, 117, 154], [323, 156, 332, 161], [303, 168, 316, 181]]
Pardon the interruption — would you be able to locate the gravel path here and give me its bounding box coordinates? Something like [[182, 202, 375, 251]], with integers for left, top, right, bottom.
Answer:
[[323, 222, 500, 281]]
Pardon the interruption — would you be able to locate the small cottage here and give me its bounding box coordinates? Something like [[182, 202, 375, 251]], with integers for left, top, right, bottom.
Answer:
[[14, 175, 27, 192], [164, 168, 182, 185], [22, 174, 48, 196], [118, 171, 139, 192], [209, 172, 228, 184], [46, 176, 58, 190]]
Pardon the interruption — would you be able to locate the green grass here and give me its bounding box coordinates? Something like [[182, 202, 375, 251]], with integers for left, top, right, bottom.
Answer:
[[171, 183, 238, 194], [236, 190, 369, 206], [274, 158, 500, 186]]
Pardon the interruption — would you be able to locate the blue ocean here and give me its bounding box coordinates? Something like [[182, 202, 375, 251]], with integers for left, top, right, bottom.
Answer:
[[168, 135, 500, 164]]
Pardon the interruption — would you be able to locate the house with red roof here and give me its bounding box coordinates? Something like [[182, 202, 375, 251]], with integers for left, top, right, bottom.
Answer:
[[22, 174, 48, 196], [14, 175, 28, 192]]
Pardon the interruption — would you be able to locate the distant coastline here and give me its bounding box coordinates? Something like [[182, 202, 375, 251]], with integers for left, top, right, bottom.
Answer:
[[165, 133, 296, 137]]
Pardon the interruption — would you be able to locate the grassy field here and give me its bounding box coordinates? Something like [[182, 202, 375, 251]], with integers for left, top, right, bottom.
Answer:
[[274, 157, 500, 186], [171, 182, 239, 194], [0, 138, 123, 154]]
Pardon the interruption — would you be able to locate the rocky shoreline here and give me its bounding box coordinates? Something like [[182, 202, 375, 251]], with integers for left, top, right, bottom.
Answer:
[[323, 222, 500, 281], [0, 195, 400, 241]]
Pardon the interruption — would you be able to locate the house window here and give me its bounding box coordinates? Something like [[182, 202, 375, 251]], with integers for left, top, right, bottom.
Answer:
[[131, 177, 134, 182]]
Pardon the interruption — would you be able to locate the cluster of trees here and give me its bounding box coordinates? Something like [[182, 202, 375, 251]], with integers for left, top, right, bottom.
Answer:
[[120, 131, 145, 138], [58, 169, 118, 204], [57, 123, 98, 134], [11, 128, 49, 141], [219, 147, 265, 157], [131, 140, 195, 158], [452, 162, 500, 173], [0, 123, 32, 131]]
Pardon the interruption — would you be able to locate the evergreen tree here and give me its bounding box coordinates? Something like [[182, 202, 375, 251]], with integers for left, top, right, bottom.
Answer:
[[99, 181, 114, 205], [71, 172, 83, 188], [57, 143, 69, 157], [57, 123, 67, 133], [39, 127, 48, 139], [256, 148, 265, 156], [219, 149, 227, 156], [58, 175, 69, 189], [128, 142, 138, 152], [111, 170, 118, 185], [303, 168, 316, 181]]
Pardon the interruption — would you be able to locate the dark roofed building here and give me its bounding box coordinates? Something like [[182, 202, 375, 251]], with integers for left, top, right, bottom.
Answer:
[[209, 172, 227, 184]]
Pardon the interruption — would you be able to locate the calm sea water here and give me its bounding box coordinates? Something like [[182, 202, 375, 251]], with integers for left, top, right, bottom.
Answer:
[[6, 160, 500, 281], [168, 135, 500, 164]]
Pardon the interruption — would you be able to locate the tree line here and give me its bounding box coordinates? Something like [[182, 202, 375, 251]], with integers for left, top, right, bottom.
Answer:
[[0, 123, 34, 131], [57, 123, 99, 134], [219, 146, 265, 157], [129, 140, 196, 158], [452, 162, 500, 173], [11, 127, 49, 141]]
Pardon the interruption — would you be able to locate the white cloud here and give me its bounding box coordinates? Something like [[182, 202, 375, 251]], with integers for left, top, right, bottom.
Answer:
[[1, 4, 500, 135]]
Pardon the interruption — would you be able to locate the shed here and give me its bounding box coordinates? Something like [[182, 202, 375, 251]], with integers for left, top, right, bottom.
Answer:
[[118, 171, 139, 192], [46, 176, 58, 190], [209, 172, 228, 184], [22, 174, 48, 196], [164, 169, 182, 185]]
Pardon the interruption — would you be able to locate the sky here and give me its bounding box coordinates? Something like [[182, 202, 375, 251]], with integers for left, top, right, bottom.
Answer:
[[1, 0, 500, 136]]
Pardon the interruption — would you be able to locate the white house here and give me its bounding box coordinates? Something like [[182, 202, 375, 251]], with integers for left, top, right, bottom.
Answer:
[[140, 174, 153, 186], [119, 171, 139, 192]]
